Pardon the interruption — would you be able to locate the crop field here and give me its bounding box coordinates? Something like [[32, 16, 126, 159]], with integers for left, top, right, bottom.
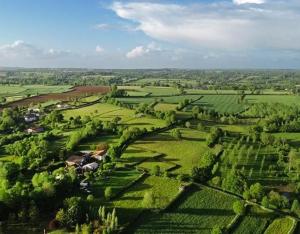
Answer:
[[264, 217, 295, 234], [189, 95, 247, 114], [233, 206, 274, 234], [273, 132, 300, 147], [133, 185, 238, 234], [3, 86, 109, 108], [119, 86, 179, 96], [111, 176, 181, 224], [122, 128, 222, 174]]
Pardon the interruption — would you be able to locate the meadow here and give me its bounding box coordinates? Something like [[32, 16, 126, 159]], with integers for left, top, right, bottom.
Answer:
[[121, 128, 222, 174], [264, 217, 295, 234]]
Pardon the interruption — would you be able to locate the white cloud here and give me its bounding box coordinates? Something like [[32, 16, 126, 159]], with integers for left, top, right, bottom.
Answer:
[[94, 23, 109, 30], [95, 45, 104, 54], [111, 1, 300, 51], [0, 40, 72, 60], [126, 42, 161, 59], [233, 0, 265, 5]]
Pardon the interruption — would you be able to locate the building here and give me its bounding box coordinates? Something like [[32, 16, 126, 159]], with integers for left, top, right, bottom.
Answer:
[[82, 162, 99, 171], [24, 113, 39, 123], [91, 149, 107, 161], [27, 126, 44, 134], [66, 155, 84, 167]]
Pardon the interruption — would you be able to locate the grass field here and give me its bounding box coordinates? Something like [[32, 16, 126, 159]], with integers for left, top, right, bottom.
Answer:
[[91, 167, 142, 200], [246, 95, 300, 105], [190, 95, 247, 114], [63, 103, 167, 130], [118, 86, 179, 96], [133, 185, 238, 234], [264, 217, 295, 234], [122, 128, 222, 174], [0, 85, 72, 98], [111, 176, 181, 224]]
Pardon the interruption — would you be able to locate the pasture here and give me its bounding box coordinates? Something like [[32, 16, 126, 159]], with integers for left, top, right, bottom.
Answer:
[[264, 217, 295, 234], [62, 103, 167, 130], [121, 128, 221, 174]]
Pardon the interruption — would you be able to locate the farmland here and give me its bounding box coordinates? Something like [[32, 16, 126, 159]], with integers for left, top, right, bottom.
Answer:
[[1, 69, 300, 234], [133, 185, 238, 234]]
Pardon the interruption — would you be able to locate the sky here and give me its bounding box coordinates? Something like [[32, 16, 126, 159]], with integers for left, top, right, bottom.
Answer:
[[0, 0, 300, 69]]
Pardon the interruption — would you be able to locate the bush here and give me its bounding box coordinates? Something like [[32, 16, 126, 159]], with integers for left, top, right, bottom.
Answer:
[[104, 187, 113, 200], [233, 200, 245, 215]]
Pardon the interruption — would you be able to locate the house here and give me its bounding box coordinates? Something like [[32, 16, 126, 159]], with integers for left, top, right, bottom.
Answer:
[[82, 162, 99, 171], [56, 104, 69, 109], [91, 150, 107, 161], [27, 126, 44, 134], [24, 113, 38, 123], [66, 155, 84, 167]]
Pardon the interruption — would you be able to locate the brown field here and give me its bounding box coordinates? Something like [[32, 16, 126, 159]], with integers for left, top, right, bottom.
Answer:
[[2, 86, 110, 109]]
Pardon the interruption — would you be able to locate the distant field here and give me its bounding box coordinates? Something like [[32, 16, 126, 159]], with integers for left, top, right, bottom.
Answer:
[[2, 86, 110, 108], [63, 103, 167, 130], [118, 86, 179, 96], [133, 185, 238, 234], [190, 95, 247, 114], [246, 95, 300, 105]]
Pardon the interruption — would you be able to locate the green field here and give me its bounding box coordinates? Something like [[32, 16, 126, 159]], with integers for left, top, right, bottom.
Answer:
[[133, 185, 238, 234], [62, 103, 167, 130], [264, 217, 295, 234], [122, 128, 222, 174], [233, 206, 274, 234], [111, 176, 182, 224], [246, 95, 300, 105], [190, 95, 246, 114]]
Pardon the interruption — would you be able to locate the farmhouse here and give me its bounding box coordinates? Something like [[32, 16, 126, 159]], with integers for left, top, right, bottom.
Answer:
[[82, 162, 99, 171], [24, 113, 39, 123], [65, 155, 84, 167], [26, 126, 44, 134], [91, 149, 107, 161]]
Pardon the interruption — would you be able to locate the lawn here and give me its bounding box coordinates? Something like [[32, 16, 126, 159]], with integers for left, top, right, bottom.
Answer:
[[110, 176, 182, 224], [264, 217, 295, 234], [91, 167, 142, 200], [122, 128, 221, 174], [133, 185, 238, 234]]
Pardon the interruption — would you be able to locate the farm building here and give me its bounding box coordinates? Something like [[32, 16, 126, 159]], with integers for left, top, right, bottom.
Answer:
[[26, 126, 44, 134], [24, 113, 39, 123], [82, 162, 99, 171], [91, 150, 107, 161], [66, 155, 84, 167]]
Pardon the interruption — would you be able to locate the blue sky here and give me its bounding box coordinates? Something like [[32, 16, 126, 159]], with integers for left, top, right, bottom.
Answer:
[[0, 0, 300, 68]]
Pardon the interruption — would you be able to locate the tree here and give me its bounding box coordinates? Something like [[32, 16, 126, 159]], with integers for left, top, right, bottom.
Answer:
[[249, 183, 264, 201], [105, 187, 113, 200], [142, 191, 155, 208], [28, 201, 39, 222], [211, 226, 222, 234], [185, 121, 191, 128], [291, 199, 300, 217], [171, 129, 181, 140], [261, 196, 269, 208], [233, 200, 245, 215]]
